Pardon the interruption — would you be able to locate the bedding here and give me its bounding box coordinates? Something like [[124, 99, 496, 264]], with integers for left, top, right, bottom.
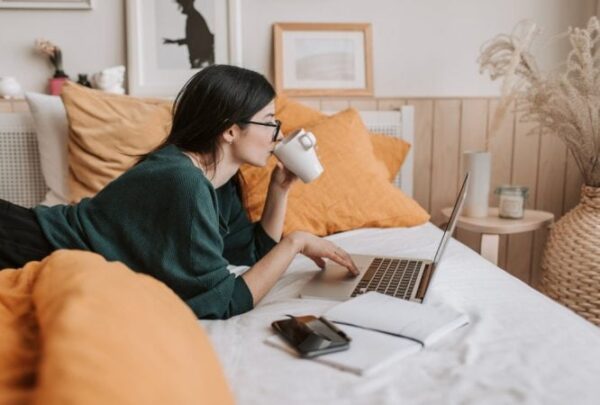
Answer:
[[0, 250, 233, 405], [203, 223, 600, 404]]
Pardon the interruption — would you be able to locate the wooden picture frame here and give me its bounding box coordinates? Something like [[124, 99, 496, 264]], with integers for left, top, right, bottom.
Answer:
[[0, 0, 93, 9], [273, 23, 373, 97]]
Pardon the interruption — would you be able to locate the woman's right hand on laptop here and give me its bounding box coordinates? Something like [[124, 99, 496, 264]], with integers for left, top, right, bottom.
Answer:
[[287, 231, 360, 277]]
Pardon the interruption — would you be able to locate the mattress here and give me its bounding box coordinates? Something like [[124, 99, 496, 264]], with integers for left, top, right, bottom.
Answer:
[[201, 223, 600, 405]]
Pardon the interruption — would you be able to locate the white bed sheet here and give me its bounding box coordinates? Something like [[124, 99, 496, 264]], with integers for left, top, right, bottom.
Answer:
[[201, 223, 600, 405]]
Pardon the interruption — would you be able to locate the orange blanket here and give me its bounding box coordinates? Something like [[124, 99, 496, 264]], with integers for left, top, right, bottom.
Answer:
[[0, 250, 233, 405]]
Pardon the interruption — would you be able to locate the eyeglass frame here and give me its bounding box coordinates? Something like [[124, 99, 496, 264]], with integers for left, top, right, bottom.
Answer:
[[239, 119, 282, 142]]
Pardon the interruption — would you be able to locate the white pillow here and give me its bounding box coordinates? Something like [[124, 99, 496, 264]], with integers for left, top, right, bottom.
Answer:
[[25, 92, 69, 206]]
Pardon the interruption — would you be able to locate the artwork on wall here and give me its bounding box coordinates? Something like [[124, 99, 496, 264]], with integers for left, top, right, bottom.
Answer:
[[126, 0, 242, 97], [273, 23, 373, 97], [0, 0, 93, 8]]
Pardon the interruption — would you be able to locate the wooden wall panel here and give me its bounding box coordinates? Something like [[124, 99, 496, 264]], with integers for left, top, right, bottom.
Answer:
[[320, 99, 350, 111], [487, 100, 516, 269], [349, 99, 378, 110], [408, 99, 434, 212], [506, 115, 540, 283], [430, 99, 461, 225], [377, 99, 405, 111], [296, 98, 321, 110], [530, 134, 567, 288]]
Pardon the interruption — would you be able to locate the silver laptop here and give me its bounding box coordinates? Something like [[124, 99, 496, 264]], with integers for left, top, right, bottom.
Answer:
[[300, 173, 469, 303]]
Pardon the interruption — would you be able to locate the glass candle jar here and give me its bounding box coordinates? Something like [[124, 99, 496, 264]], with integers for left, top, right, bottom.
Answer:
[[495, 185, 529, 219]]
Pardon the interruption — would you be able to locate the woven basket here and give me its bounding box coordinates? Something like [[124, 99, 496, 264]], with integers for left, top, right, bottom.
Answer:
[[541, 185, 600, 325]]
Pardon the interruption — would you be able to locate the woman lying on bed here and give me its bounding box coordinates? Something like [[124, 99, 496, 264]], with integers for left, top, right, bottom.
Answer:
[[0, 65, 358, 319]]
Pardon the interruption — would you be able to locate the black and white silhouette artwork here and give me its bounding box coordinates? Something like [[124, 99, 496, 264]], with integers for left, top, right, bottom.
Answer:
[[157, 0, 215, 69]]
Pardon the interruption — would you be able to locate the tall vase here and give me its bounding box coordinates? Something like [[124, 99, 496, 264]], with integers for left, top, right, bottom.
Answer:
[[541, 185, 600, 325], [462, 151, 491, 218]]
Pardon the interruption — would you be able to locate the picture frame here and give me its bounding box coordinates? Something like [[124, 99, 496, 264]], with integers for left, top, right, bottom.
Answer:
[[0, 0, 93, 9], [126, 0, 242, 97], [273, 23, 373, 97]]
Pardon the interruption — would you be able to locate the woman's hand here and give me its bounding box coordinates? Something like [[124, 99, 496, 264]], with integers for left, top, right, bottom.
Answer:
[[268, 161, 298, 193], [287, 231, 360, 276]]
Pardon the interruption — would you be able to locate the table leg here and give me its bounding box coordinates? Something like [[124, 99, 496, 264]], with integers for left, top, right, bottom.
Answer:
[[480, 234, 500, 265]]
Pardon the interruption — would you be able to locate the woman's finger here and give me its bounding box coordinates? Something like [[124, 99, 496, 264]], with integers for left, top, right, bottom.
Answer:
[[334, 247, 360, 276], [309, 256, 326, 269], [329, 249, 359, 276]]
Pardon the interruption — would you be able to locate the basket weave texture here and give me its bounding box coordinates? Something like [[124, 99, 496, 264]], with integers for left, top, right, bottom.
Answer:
[[541, 185, 600, 325]]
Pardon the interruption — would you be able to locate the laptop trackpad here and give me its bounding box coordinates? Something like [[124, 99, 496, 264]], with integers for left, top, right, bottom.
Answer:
[[316, 263, 357, 283]]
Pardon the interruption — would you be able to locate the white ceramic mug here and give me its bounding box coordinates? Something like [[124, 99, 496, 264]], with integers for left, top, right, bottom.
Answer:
[[273, 129, 324, 183]]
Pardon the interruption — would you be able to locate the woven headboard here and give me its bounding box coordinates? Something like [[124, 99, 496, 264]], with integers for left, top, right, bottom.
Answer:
[[0, 113, 47, 207]]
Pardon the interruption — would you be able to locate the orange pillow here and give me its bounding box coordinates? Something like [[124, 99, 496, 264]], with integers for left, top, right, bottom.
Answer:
[[275, 95, 410, 182], [370, 133, 411, 182], [275, 95, 325, 135], [61, 82, 172, 202], [0, 250, 234, 405], [240, 108, 429, 236]]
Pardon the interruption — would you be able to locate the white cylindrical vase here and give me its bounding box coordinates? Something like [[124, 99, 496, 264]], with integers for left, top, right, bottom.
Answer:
[[462, 151, 491, 218]]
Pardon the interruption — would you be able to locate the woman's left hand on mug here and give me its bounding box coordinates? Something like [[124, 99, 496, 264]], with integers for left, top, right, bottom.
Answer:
[[269, 161, 298, 192]]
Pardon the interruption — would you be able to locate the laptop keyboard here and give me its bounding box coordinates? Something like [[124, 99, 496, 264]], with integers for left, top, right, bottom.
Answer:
[[350, 258, 422, 300]]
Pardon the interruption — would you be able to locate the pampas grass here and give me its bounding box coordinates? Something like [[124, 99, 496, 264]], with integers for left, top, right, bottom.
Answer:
[[479, 17, 600, 187]]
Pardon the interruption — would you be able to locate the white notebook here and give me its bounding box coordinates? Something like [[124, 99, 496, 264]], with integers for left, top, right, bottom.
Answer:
[[265, 292, 469, 376], [325, 292, 470, 347]]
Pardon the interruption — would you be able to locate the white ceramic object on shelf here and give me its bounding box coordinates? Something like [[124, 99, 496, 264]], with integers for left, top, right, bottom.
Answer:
[[0, 77, 22, 99], [91, 65, 125, 94], [462, 151, 491, 218]]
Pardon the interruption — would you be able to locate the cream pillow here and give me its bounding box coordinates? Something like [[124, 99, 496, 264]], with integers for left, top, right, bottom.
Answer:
[[24, 92, 69, 205]]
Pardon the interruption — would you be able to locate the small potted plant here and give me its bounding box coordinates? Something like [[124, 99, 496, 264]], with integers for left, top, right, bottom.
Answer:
[[35, 38, 69, 95]]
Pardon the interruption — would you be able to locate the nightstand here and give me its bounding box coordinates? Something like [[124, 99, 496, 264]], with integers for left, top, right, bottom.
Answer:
[[440, 207, 554, 265]]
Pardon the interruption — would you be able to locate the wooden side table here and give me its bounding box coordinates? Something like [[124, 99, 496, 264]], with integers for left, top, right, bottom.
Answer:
[[440, 207, 554, 265]]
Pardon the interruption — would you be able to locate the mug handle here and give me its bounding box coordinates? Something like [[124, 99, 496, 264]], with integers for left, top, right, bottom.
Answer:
[[299, 133, 316, 150]]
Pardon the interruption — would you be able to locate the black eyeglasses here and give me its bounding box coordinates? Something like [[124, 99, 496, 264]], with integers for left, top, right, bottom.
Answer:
[[240, 119, 282, 142]]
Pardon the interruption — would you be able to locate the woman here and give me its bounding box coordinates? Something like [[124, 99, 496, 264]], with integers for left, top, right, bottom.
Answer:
[[0, 65, 358, 319]]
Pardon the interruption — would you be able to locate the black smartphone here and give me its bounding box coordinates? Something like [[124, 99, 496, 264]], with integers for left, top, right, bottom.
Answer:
[[272, 315, 351, 358]]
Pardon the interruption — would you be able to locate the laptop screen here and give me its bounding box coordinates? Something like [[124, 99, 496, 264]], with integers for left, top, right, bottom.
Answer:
[[431, 173, 470, 266]]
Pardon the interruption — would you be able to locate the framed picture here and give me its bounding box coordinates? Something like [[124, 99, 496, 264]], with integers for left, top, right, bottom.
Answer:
[[126, 0, 242, 97], [0, 0, 93, 9], [273, 23, 373, 97]]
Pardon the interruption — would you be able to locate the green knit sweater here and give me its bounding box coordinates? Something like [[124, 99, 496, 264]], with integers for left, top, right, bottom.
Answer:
[[33, 145, 277, 319]]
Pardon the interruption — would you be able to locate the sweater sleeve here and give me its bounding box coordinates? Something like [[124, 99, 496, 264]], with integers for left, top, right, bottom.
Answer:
[[222, 186, 278, 266], [184, 186, 254, 320]]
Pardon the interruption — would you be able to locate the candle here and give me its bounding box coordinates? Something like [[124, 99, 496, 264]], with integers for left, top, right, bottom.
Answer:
[[495, 186, 529, 219]]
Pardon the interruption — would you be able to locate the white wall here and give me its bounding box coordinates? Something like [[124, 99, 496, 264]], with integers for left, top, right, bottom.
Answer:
[[241, 0, 596, 97], [0, 0, 595, 96], [0, 0, 125, 94]]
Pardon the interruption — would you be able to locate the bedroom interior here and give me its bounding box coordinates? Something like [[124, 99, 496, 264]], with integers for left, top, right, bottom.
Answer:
[[1, 0, 600, 404]]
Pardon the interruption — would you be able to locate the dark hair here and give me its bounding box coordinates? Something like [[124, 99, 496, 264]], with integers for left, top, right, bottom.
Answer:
[[143, 64, 276, 203]]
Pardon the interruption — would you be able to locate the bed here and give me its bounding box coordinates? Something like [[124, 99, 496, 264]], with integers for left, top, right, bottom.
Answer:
[[203, 223, 600, 404], [2, 100, 600, 404]]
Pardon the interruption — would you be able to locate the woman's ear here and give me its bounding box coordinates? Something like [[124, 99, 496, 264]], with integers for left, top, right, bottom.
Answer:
[[222, 124, 239, 144]]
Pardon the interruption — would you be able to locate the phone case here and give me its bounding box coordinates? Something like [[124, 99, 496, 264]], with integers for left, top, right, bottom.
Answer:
[[272, 315, 351, 358]]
